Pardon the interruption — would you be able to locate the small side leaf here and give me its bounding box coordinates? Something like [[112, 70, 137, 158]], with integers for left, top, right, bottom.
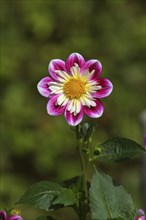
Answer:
[[80, 123, 89, 138], [62, 175, 84, 208], [89, 168, 135, 220], [16, 181, 77, 211], [53, 188, 78, 207], [94, 137, 146, 162], [84, 123, 96, 142], [80, 122, 98, 142], [62, 175, 83, 194]]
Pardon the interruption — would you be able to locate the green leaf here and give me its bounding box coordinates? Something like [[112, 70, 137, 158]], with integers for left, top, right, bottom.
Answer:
[[94, 137, 146, 162], [16, 181, 61, 210], [80, 122, 98, 142], [62, 175, 84, 208], [53, 188, 78, 206], [83, 123, 96, 142], [16, 181, 77, 211], [80, 122, 89, 137], [62, 175, 83, 194], [89, 168, 135, 220]]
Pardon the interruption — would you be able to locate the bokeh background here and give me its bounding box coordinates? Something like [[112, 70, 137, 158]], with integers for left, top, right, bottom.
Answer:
[[0, 0, 145, 219]]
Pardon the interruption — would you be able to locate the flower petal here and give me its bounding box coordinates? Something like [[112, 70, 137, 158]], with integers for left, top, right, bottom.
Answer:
[[47, 95, 66, 116], [57, 94, 69, 106], [0, 211, 7, 220], [82, 59, 102, 79], [66, 52, 85, 73], [83, 99, 104, 118], [93, 78, 113, 98], [48, 59, 66, 80], [65, 105, 83, 126], [37, 77, 52, 97], [7, 215, 23, 220], [49, 81, 64, 95]]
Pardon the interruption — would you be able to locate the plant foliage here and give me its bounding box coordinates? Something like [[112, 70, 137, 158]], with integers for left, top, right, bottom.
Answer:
[[16, 181, 77, 211], [94, 137, 146, 162], [89, 168, 136, 220]]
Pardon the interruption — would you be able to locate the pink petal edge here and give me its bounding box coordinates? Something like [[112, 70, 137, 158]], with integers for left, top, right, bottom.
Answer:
[[64, 107, 83, 126], [37, 77, 52, 97], [81, 59, 102, 78], [83, 99, 104, 118], [48, 59, 66, 80], [65, 52, 85, 73], [47, 95, 66, 116], [93, 78, 113, 98]]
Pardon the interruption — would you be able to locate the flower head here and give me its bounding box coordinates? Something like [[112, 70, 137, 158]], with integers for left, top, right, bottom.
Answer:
[[134, 209, 145, 220], [0, 210, 23, 220], [8, 209, 23, 220], [37, 53, 113, 126]]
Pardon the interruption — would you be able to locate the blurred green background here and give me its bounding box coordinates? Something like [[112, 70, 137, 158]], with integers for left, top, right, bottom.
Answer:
[[0, 0, 145, 219]]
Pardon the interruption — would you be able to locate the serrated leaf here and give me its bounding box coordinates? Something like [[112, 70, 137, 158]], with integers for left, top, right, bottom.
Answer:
[[16, 181, 77, 211], [89, 169, 135, 220], [94, 137, 146, 162], [16, 181, 61, 210]]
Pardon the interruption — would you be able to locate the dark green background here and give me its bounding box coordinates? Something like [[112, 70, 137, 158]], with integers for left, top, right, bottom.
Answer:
[[0, 0, 145, 219]]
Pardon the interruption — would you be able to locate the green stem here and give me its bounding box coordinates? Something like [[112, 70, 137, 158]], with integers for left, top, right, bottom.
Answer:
[[75, 125, 88, 220]]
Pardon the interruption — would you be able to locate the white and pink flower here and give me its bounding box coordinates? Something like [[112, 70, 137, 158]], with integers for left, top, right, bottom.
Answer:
[[0, 210, 23, 220], [37, 53, 113, 126], [134, 209, 145, 220]]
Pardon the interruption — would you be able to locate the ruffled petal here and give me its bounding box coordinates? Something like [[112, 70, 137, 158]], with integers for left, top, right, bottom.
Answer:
[[66, 52, 85, 73], [64, 106, 83, 126], [37, 77, 52, 97], [47, 95, 66, 116], [48, 59, 66, 80], [82, 59, 102, 79], [93, 78, 113, 98], [83, 99, 104, 118]]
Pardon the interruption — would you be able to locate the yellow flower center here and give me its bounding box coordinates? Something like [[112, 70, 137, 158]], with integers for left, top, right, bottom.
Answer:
[[11, 209, 21, 215], [63, 78, 86, 99]]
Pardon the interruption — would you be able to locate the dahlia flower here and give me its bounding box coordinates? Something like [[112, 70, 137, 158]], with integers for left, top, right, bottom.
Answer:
[[134, 209, 145, 220], [0, 210, 23, 220], [37, 53, 113, 126]]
